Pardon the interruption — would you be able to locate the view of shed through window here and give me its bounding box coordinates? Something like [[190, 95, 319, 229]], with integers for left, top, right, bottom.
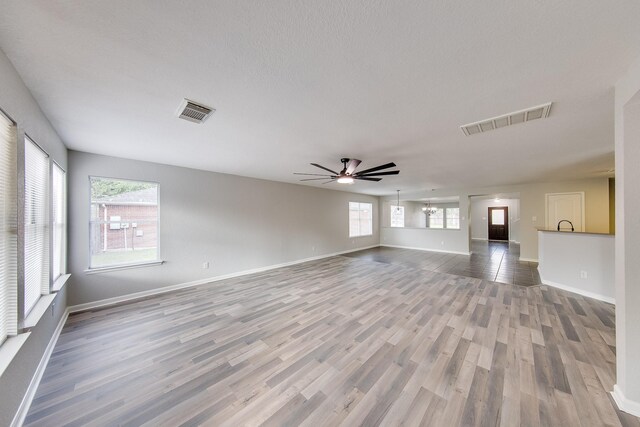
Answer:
[[89, 177, 159, 268]]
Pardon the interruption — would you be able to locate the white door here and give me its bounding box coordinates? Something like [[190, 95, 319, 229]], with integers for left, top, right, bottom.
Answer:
[[545, 192, 584, 232]]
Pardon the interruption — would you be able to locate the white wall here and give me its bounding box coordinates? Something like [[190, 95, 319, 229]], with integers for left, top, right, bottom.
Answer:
[[470, 198, 520, 242], [538, 231, 614, 302], [67, 151, 380, 306], [0, 48, 68, 427], [613, 53, 640, 415]]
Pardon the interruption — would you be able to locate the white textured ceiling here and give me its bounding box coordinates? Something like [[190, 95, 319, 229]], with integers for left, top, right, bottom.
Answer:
[[0, 1, 639, 196]]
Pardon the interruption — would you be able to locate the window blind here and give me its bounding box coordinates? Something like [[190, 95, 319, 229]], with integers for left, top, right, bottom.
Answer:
[[24, 137, 49, 316], [0, 111, 17, 345], [52, 163, 66, 281]]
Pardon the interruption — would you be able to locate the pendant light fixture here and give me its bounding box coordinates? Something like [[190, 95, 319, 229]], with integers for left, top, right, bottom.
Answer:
[[422, 200, 437, 216]]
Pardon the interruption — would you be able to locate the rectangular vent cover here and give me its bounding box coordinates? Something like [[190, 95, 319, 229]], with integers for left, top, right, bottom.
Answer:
[[460, 102, 552, 136], [176, 99, 215, 124]]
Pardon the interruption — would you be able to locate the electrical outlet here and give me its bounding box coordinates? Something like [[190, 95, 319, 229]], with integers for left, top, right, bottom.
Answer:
[[580, 270, 588, 279], [532, 216, 537, 222], [202, 261, 210, 269], [441, 241, 444, 246]]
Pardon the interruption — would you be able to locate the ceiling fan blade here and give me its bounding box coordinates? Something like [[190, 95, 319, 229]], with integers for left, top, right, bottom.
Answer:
[[354, 177, 382, 182], [345, 159, 362, 175], [311, 163, 339, 175], [300, 178, 334, 181], [354, 162, 396, 175], [293, 172, 333, 176], [356, 170, 400, 177], [322, 180, 335, 184]]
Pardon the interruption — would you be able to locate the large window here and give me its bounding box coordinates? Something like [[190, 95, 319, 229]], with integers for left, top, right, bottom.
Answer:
[[390, 206, 404, 227], [446, 207, 460, 229], [52, 163, 66, 282], [24, 137, 50, 316], [426, 206, 461, 229], [89, 177, 160, 269], [349, 202, 373, 237], [0, 111, 17, 344], [427, 208, 444, 229]]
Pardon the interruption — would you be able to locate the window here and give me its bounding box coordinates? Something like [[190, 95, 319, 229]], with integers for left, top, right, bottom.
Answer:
[[24, 137, 50, 316], [427, 208, 444, 229], [349, 202, 372, 237], [390, 206, 404, 227], [0, 111, 17, 344], [446, 207, 460, 229], [89, 177, 159, 269], [52, 164, 66, 282]]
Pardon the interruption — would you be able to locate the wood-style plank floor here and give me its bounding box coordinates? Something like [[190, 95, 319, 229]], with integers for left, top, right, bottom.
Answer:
[[25, 250, 636, 426]]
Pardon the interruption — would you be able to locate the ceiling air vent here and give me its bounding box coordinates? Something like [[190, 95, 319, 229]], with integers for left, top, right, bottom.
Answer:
[[460, 102, 552, 136], [176, 99, 215, 124]]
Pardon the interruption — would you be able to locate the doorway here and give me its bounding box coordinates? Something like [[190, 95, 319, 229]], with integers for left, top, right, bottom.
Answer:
[[488, 206, 509, 241]]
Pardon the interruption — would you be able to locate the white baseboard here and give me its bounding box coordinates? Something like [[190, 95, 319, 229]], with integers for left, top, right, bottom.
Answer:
[[471, 238, 487, 241], [11, 307, 70, 427], [380, 244, 471, 256], [539, 276, 615, 304], [68, 244, 381, 314], [519, 257, 539, 262], [612, 385, 640, 417]]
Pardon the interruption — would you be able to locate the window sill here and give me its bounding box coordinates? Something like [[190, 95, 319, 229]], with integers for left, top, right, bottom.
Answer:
[[52, 274, 71, 292], [0, 333, 31, 378], [84, 260, 165, 275], [23, 294, 57, 329]]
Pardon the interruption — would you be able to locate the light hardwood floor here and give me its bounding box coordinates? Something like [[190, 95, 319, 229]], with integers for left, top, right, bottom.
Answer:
[[25, 251, 637, 426]]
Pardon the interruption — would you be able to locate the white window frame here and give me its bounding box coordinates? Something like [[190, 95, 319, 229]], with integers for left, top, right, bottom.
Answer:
[[88, 176, 162, 272], [0, 109, 17, 347], [51, 162, 67, 284], [349, 202, 373, 238], [23, 135, 50, 317], [427, 207, 444, 229], [445, 207, 460, 230]]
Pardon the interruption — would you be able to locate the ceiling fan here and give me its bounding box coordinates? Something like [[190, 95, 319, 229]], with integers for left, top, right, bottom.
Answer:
[[294, 158, 399, 184]]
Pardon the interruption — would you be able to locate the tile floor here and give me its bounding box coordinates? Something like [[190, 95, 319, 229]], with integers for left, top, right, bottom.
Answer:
[[345, 240, 541, 287]]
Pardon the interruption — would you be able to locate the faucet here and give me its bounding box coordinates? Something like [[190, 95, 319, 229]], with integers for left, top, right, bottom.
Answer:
[[557, 220, 575, 232]]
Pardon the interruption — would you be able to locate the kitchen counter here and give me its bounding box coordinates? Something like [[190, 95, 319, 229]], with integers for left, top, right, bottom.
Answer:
[[536, 227, 614, 236]]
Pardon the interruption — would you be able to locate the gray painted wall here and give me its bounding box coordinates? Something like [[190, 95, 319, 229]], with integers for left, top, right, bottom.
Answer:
[[67, 151, 380, 306], [615, 53, 640, 410], [0, 48, 68, 426]]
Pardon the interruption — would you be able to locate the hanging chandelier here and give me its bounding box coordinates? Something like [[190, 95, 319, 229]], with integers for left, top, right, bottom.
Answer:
[[422, 201, 437, 216]]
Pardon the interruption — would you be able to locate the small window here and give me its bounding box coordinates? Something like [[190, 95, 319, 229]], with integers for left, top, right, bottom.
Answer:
[[349, 202, 373, 237], [89, 177, 159, 269], [446, 207, 460, 229], [427, 208, 444, 229], [390, 205, 404, 227]]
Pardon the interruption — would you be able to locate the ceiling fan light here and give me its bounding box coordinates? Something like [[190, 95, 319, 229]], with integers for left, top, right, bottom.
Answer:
[[337, 176, 354, 184]]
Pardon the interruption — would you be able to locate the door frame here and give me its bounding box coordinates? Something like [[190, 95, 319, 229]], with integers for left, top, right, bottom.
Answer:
[[488, 206, 509, 241], [544, 192, 585, 232]]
